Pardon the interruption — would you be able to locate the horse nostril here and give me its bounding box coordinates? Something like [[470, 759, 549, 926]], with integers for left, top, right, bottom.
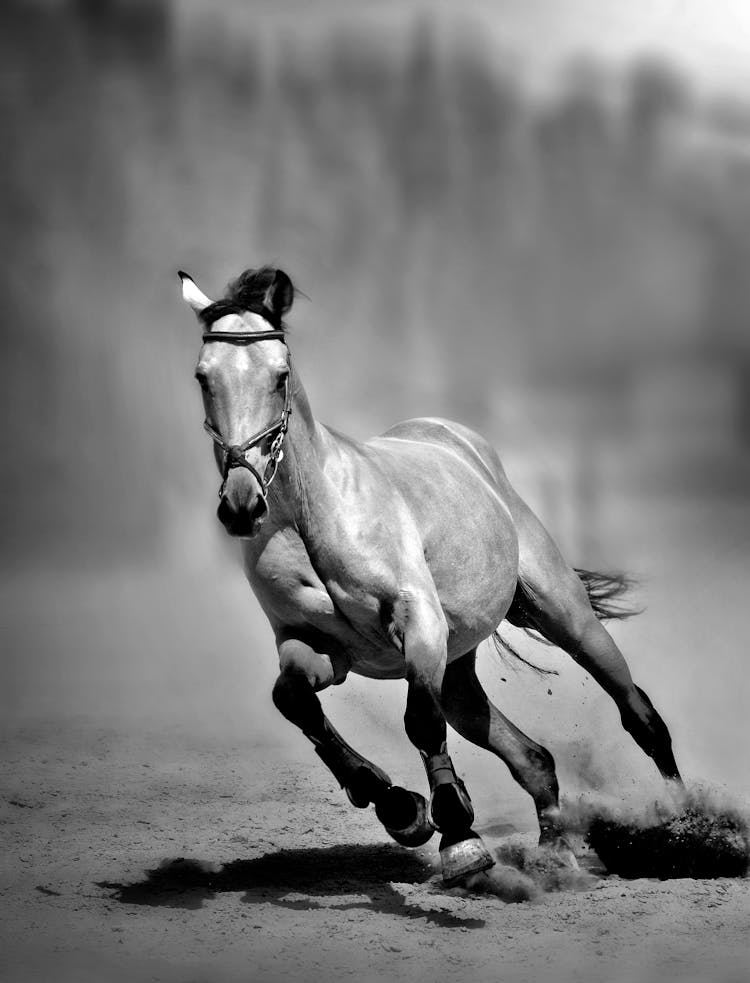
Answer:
[[216, 498, 236, 528], [249, 495, 268, 524], [216, 494, 268, 535]]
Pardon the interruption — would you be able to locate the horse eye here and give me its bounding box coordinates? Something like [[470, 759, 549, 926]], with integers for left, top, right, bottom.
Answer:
[[195, 371, 209, 391], [276, 370, 289, 392]]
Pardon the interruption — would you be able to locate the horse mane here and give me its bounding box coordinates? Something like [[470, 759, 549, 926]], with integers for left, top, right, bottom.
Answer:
[[199, 266, 290, 330]]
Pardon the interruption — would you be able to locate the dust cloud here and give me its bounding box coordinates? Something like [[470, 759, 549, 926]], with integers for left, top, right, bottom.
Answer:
[[570, 783, 750, 879]]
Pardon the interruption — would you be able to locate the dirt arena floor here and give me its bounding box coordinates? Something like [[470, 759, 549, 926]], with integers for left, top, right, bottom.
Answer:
[[2, 719, 748, 983], [5, 5, 750, 979]]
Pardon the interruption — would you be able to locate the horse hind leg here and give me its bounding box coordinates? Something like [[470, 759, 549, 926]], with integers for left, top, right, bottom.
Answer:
[[272, 637, 434, 847], [442, 651, 576, 863], [517, 568, 681, 782]]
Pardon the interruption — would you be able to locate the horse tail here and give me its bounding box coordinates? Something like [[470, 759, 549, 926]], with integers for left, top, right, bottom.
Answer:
[[491, 568, 639, 677], [572, 567, 639, 622]]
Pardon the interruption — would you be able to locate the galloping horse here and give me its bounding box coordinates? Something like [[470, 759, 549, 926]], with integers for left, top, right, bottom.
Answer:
[[179, 265, 681, 884]]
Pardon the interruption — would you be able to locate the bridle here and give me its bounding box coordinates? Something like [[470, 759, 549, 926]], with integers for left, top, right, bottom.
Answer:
[[200, 329, 292, 501]]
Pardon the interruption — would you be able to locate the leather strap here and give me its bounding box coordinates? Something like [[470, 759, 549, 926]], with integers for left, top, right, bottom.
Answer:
[[423, 750, 458, 788], [201, 330, 286, 343]]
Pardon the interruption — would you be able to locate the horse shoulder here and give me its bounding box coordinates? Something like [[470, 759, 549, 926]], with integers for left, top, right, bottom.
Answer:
[[241, 527, 336, 625]]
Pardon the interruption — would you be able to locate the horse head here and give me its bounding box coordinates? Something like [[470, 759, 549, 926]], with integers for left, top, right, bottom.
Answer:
[[180, 267, 295, 538]]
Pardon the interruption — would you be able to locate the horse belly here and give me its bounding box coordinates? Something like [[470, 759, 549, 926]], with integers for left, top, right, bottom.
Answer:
[[429, 508, 519, 658], [375, 440, 520, 656]]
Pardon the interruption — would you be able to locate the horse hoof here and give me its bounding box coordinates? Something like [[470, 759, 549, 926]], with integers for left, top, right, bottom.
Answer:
[[440, 832, 495, 885], [538, 833, 580, 870], [375, 786, 435, 847]]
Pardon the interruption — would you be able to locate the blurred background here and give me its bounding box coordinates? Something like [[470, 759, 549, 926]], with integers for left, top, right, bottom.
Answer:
[[2, 0, 749, 816]]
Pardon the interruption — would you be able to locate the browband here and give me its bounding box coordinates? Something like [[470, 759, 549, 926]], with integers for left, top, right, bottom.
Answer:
[[201, 330, 286, 343]]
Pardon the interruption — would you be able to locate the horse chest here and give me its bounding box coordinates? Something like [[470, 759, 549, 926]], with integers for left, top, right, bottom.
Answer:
[[246, 566, 334, 626], [243, 534, 386, 639]]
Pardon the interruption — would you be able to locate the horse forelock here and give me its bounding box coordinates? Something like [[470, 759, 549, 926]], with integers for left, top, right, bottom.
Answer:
[[199, 266, 290, 331]]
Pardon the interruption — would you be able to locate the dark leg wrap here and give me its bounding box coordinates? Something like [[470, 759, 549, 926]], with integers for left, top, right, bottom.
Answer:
[[419, 744, 494, 881], [420, 745, 475, 836], [311, 718, 392, 808]]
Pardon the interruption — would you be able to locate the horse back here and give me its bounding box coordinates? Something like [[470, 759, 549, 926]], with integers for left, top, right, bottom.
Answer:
[[378, 416, 509, 485]]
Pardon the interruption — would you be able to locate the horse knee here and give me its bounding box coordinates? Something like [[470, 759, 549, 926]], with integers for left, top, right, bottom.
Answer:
[[277, 637, 338, 691], [399, 593, 448, 683]]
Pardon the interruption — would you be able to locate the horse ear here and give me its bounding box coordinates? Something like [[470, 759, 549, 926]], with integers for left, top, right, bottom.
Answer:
[[178, 271, 213, 315], [263, 269, 294, 320]]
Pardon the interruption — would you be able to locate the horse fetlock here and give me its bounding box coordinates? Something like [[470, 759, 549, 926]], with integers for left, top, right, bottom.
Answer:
[[620, 701, 682, 782], [345, 764, 392, 809]]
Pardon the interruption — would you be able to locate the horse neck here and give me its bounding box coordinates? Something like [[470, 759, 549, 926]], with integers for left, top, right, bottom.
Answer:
[[267, 372, 334, 535]]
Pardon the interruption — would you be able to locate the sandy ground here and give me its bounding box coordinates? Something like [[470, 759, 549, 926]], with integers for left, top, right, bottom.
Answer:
[[1, 719, 748, 983]]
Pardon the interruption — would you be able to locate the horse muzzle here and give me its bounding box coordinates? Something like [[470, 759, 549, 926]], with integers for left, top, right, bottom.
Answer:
[[217, 491, 268, 538]]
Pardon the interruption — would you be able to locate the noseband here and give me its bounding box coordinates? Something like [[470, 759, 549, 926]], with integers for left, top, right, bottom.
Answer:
[[200, 329, 292, 501]]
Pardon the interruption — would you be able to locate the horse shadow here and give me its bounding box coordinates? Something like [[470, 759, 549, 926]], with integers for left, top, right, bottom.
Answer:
[[96, 843, 486, 929]]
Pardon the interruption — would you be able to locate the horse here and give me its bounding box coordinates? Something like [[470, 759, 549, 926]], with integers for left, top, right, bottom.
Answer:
[[178, 265, 681, 885]]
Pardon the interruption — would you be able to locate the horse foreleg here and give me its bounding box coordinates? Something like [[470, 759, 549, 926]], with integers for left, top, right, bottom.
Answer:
[[272, 636, 433, 846], [442, 651, 576, 863], [399, 597, 494, 883], [272, 636, 390, 806]]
